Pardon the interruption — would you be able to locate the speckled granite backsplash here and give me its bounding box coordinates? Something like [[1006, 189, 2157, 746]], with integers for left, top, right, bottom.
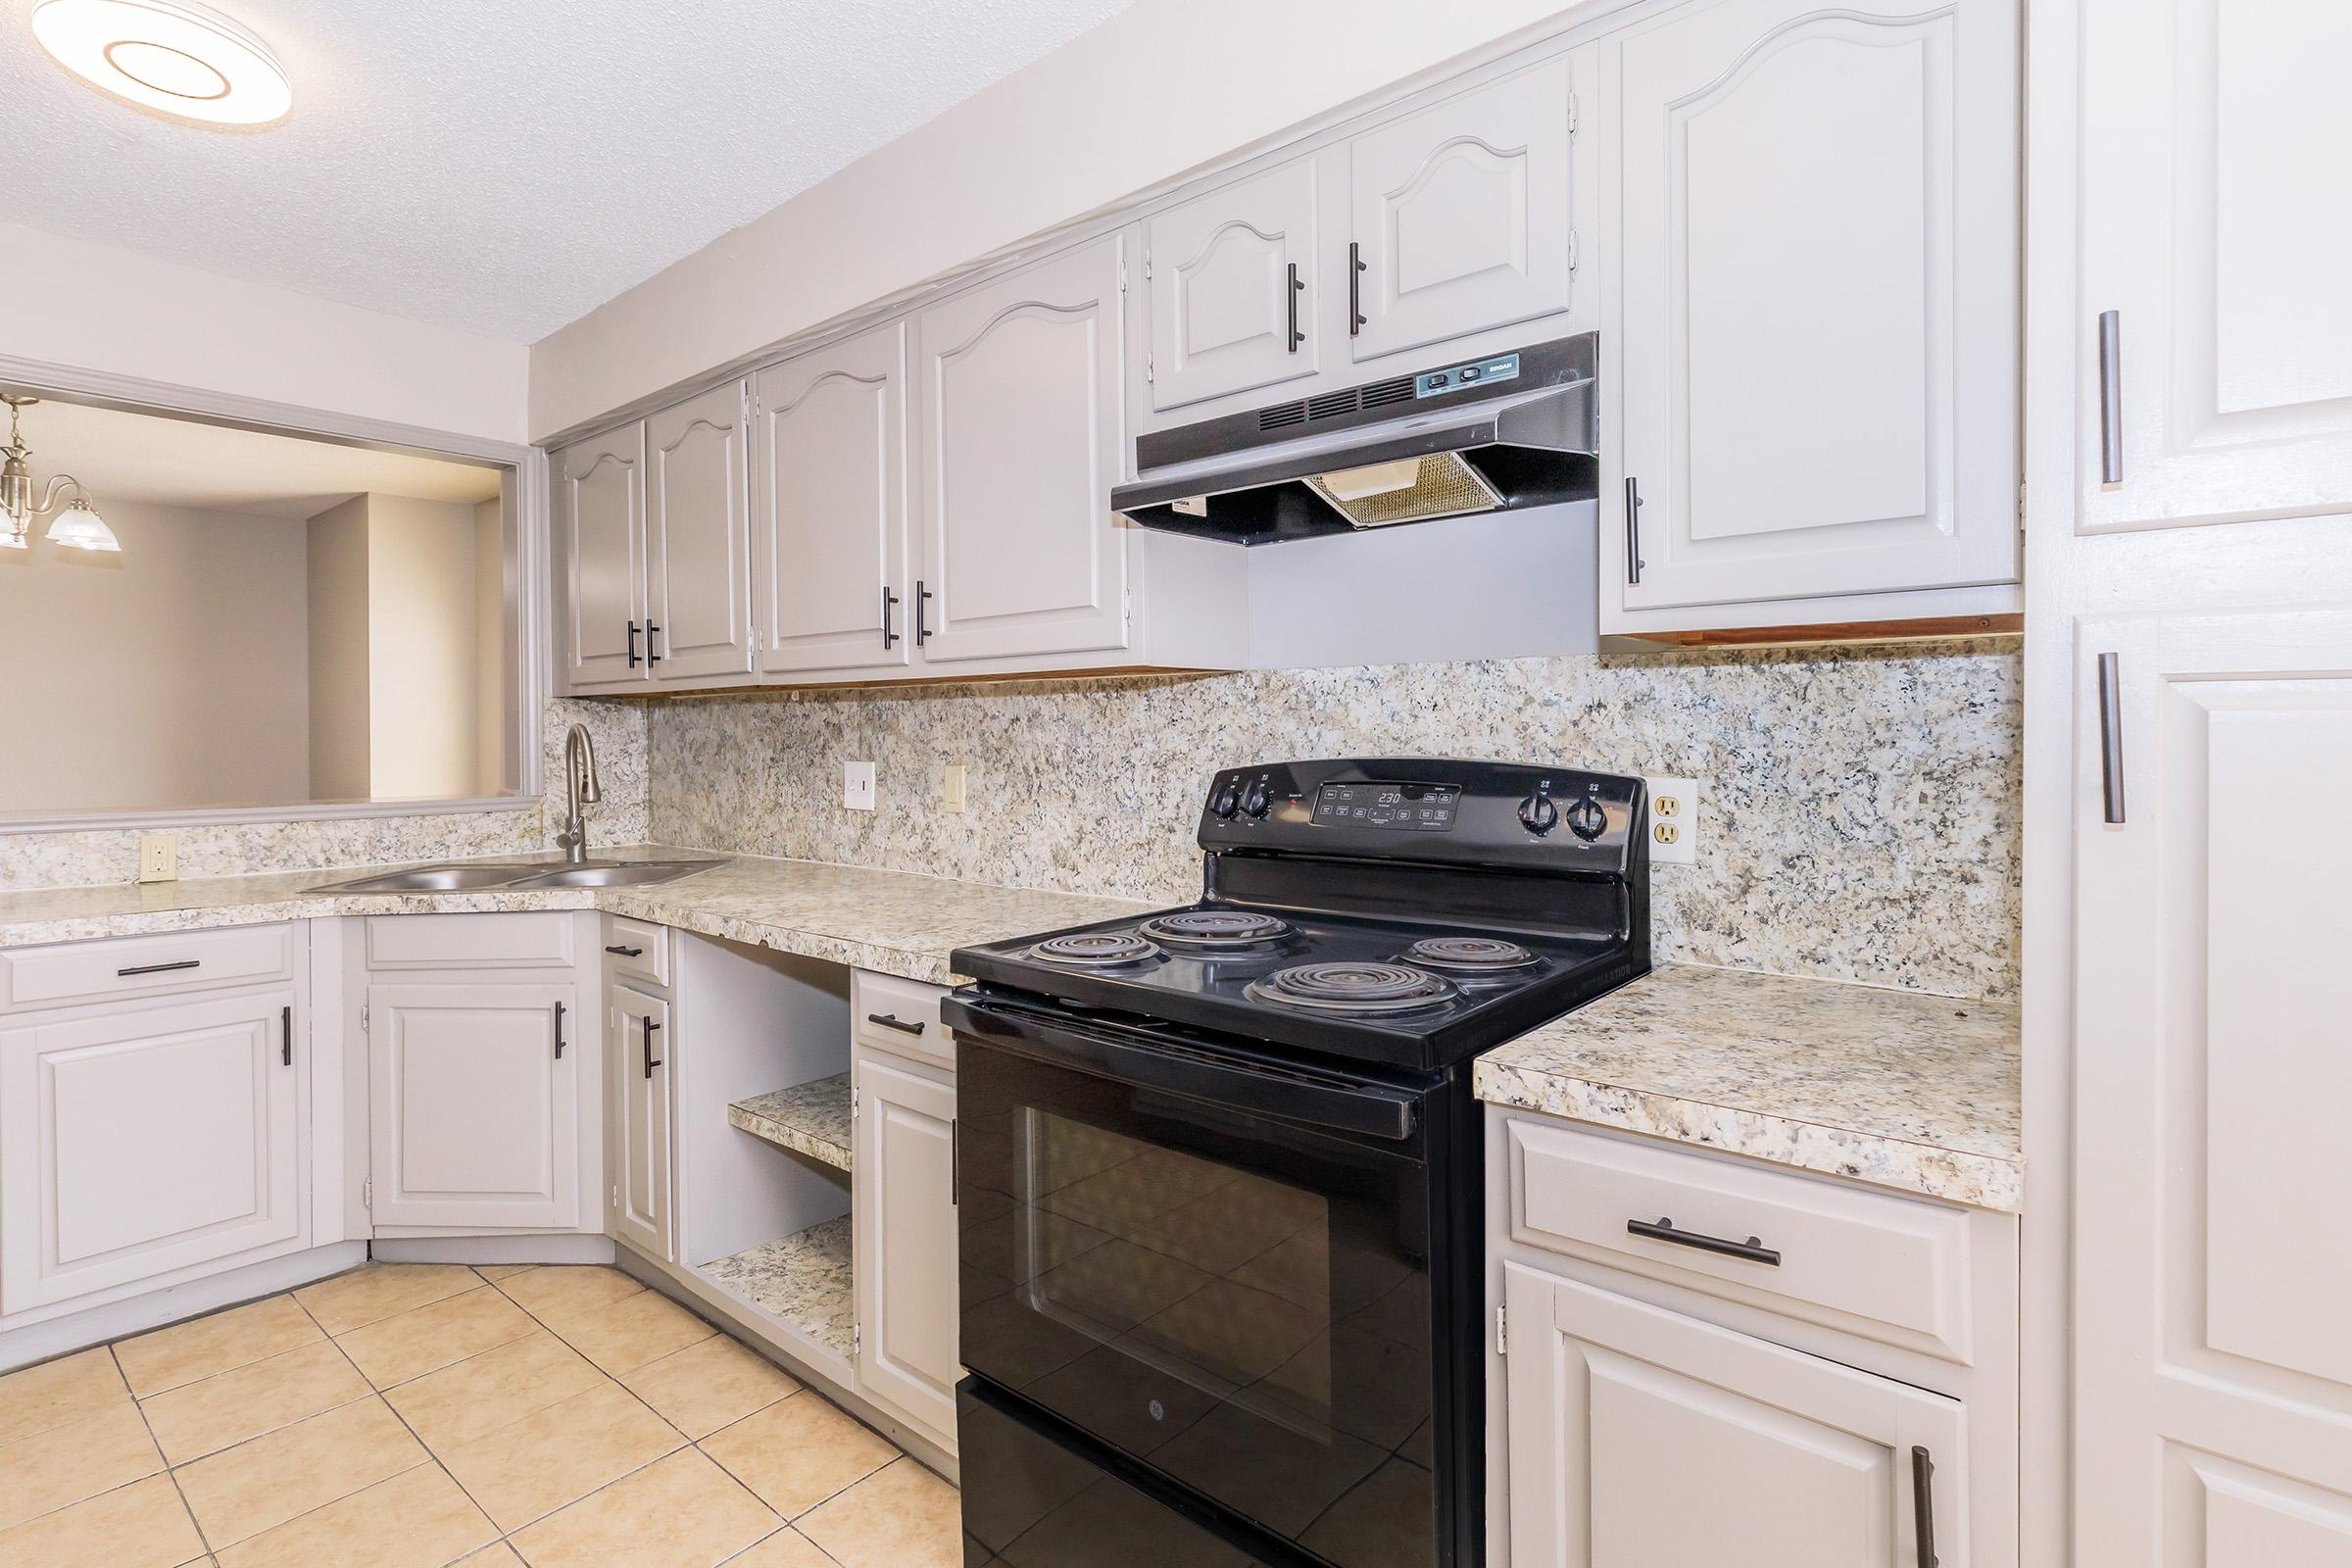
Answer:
[[647, 642, 2021, 1001], [0, 699, 650, 891]]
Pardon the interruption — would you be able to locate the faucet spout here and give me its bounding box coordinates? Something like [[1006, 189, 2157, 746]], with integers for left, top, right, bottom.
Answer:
[[558, 723, 601, 863]]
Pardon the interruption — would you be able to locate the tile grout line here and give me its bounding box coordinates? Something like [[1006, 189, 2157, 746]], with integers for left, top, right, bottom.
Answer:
[[111, 1338, 219, 1562]]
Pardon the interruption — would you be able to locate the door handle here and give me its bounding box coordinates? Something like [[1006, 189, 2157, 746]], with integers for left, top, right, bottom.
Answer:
[[554, 1001, 567, 1059], [2097, 310, 2124, 485], [881, 585, 901, 649], [1348, 241, 1366, 336], [1286, 263, 1305, 352], [1911, 1446, 1938, 1568], [2097, 652, 2126, 824], [646, 622, 663, 666], [866, 1011, 926, 1037], [643, 1016, 662, 1078], [1623, 477, 1645, 586], [1627, 1217, 1781, 1266], [281, 1004, 292, 1067], [604, 944, 644, 957], [913, 580, 933, 647], [118, 958, 199, 977], [626, 620, 642, 668]]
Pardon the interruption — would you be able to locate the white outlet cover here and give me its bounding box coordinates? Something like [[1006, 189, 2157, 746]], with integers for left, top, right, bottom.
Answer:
[[943, 762, 967, 813], [1644, 777, 1699, 865], [843, 760, 877, 811]]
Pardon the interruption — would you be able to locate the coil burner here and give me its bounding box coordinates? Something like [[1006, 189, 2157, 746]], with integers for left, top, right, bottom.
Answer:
[[1026, 932, 1162, 968], [1402, 935, 1543, 975], [1245, 961, 1459, 1016], [1138, 909, 1297, 951]]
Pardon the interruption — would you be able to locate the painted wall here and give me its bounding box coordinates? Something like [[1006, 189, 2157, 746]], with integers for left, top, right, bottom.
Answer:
[[0, 222, 529, 444], [529, 0, 1607, 437], [364, 494, 491, 802], [306, 496, 373, 801], [0, 501, 311, 813]]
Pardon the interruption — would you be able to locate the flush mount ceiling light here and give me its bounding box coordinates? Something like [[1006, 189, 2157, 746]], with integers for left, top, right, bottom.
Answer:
[[31, 0, 290, 126], [1, 397, 120, 555]]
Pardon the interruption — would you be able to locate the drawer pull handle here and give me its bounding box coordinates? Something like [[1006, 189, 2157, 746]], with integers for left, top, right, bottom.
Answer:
[[117, 958, 201, 977], [1911, 1445, 1938, 1568], [2097, 309, 2124, 485], [2097, 651, 2127, 825], [866, 1011, 926, 1037], [605, 944, 645, 957], [1628, 1216, 1781, 1267]]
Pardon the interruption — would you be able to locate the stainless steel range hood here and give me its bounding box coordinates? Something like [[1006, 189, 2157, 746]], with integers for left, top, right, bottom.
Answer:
[[1112, 334, 1597, 545]]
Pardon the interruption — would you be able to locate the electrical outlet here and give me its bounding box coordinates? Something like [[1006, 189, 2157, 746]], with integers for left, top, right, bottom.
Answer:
[[1644, 777, 1699, 865], [943, 762, 967, 814], [843, 760, 877, 811], [136, 831, 177, 883]]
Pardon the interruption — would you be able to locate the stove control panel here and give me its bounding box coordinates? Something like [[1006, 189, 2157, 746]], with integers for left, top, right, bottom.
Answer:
[[1310, 781, 1461, 831]]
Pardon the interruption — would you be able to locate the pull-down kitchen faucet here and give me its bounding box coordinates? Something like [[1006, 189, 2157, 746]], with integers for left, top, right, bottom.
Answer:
[[556, 722, 601, 863]]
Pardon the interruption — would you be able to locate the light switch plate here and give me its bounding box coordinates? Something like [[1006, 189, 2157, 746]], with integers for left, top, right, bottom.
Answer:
[[137, 831, 178, 883], [943, 762, 967, 813], [843, 760, 877, 811], [1644, 777, 1698, 865]]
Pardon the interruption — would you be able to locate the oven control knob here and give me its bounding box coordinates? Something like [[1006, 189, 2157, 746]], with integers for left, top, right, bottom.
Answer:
[[1240, 777, 1272, 818], [1209, 779, 1242, 819], [1517, 785, 1559, 836], [1566, 794, 1608, 841]]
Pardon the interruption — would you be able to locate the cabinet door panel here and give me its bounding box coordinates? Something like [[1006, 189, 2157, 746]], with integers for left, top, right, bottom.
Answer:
[[915, 238, 1129, 663], [752, 324, 911, 674], [1, 991, 301, 1313], [2078, 0, 2352, 531], [1611, 0, 2018, 611], [1147, 159, 1319, 411], [854, 1048, 957, 1446], [610, 984, 672, 1260], [646, 382, 754, 682], [1349, 57, 1577, 363], [368, 983, 577, 1230], [2073, 609, 2352, 1561], [560, 426, 648, 688], [1504, 1264, 1964, 1568]]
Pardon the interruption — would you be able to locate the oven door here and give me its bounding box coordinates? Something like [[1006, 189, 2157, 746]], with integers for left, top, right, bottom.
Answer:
[[951, 993, 1442, 1568]]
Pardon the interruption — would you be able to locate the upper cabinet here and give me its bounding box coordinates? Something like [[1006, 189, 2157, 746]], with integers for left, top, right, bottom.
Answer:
[[1602, 0, 2021, 629], [645, 382, 755, 682], [913, 235, 1131, 665], [2077, 0, 2352, 533], [1144, 160, 1321, 413], [751, 322, 912, 676], [559, 424, 647, 689], [1348, 55, 1583, 366]]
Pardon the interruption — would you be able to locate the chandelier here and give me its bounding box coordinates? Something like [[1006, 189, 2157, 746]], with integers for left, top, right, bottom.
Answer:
[[2, 396, 118, 554]]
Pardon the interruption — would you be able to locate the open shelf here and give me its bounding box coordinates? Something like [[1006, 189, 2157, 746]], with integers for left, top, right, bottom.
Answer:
[[701, 1216, 855, 1359], [727, 1074, 853, 1173]]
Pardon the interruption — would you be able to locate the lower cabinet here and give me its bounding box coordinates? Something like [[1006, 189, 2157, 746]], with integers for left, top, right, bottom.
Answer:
[[1503, 1263, 1966, 1566], [609, 981, 674, 1261], [366, 981, 579, 1230], [0, 988, 303, 1315], [852, 1036, 959, 1448]]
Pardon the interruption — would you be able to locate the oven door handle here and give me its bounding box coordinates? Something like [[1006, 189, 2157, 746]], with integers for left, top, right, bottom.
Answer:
[[948, 997, 1422, 1143]]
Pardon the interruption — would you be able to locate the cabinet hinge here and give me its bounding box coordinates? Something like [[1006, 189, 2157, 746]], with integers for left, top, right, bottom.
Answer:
[[853, 1324, 862, 1357], [1567, 229, 1580, 277], [2018, 479, 2029, 528], [362, 1178, 372, 1211], [1145, 351, 1154, 384], [1143, 251, 1152, 282], [1495, 1305, 1507, 1355], [612, 1183, 619, 1211], [1568, 91, 1579, 137], [360, 1003, 368, 1033]]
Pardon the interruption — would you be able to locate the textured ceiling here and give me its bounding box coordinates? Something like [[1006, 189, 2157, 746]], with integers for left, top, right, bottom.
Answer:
[[0, 0, 1138, 342]]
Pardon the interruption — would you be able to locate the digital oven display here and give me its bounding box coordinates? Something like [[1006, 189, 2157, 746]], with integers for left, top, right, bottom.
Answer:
[[1309, 781, 1461, 831]]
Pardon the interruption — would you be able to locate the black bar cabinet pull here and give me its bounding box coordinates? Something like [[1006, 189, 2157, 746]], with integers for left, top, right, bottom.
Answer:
[[2097, 652, 2126, 825], [950, 1118, 960, 1208], [1911, 1446, 1938, 1568], [554, 1002, 566, 1059], [626, 619, 642, 668], [1623, 476, 1645, 585], [881, 585, 901, 649], [2097, 309, 2124, 485], [117, 958, 200, 977], [604, 944, 644, 957], [1348, 242, 1366, 335], [913, 581, 933, 647], [866, 1011, 925, 1037], [281, 1004, 293, 1067], [1627, 1216, 1782, 1267], [643, 1016, 662, 1078], [1286, 263, 1305, 352], [645, 622, 662, 665]]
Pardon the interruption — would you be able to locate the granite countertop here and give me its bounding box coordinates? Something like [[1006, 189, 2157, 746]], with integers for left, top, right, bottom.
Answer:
[[1475, 962, 2022, 1211], [0, 845, 1149, 986]]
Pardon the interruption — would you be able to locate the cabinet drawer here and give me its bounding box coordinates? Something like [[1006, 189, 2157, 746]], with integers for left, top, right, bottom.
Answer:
[[1505, 1115, 1974, 1362], [0, 923, 297, 1013], [852, 969, 950, 1070], [601, 916, 669, 989], [365, 912, 575, 970]]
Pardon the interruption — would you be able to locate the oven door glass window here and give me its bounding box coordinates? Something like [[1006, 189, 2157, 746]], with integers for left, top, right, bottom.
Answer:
[[958, 1040, 1438, 1568]]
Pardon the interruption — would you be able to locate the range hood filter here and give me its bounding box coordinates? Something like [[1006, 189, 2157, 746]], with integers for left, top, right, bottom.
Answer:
[[1304, 453, 1504, 528]]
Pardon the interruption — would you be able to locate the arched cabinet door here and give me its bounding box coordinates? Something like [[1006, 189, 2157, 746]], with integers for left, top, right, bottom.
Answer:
[[912, 235, 1130, 665], [558, 425, 647, 689], [1144, 158, 1320, 412], [645, 380, 754, 683]]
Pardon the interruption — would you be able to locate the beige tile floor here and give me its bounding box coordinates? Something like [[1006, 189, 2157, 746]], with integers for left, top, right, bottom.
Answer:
[[0, 1263, 958, 1568]]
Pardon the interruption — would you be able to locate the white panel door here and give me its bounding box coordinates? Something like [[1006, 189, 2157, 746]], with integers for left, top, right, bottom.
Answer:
[[914, 236, 1129, 664], [645, 381, 755, 682], [0, 991, 302, 1313], [1348, 55, 1579, 365], [368, 983, 578, 1230], [1504, 1263, 1965, 1567], [609, 983, 672, 1260], [2078, 0, 2352, 532], [1609, 0, 2019, 611], [2073, 608, 2352, 1563], [853, 1046, 957, 1446], [751, 323, 912, 675], [559, 424, 649, 688], [1146, 158, 1320, 411]]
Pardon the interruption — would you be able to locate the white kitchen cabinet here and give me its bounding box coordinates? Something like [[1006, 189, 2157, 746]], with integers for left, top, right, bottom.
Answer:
[[751, 322, 912, 676], [1, 990, 303, 1315], [558, 423, 649, 689], [366, 982, 579, 1230], [1348, 55, 1583, 366], [1145, 159, 1321, 412], [852, 1039, 958, 1449], [1503, 1262, 1966, 1567], [645, 380, 755, 682], [2076, 0, 2352, 533], [912, 235, 1130, 664], [2071, 607, 2352, 1561], [1601, 0, 2019, 629], [609, 982, 674, 1261]]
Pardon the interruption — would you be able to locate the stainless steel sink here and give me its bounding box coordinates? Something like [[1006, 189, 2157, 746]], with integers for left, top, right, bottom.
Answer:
[[310, 863, 543, 893], [504, 859, 724, 889], [309, 858, 724, 894]]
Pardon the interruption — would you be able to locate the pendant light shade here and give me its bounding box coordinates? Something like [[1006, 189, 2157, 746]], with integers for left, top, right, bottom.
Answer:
[[45, 499, 122, 552]]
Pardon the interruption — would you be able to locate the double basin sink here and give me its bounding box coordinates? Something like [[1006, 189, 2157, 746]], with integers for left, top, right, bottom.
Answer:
[[309, 858, 724, 894]]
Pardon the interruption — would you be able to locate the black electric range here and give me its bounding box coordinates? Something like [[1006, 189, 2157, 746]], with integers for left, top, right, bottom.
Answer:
[[946, 760, 1649, 1568]]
